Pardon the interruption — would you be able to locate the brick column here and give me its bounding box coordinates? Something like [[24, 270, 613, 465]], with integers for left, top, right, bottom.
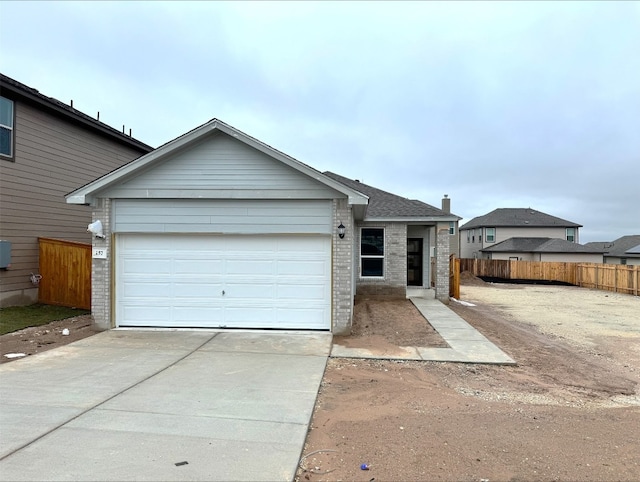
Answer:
[[332, 199, 353, 335], [435, 225, 450, 303], [91, 198, 112, 330]]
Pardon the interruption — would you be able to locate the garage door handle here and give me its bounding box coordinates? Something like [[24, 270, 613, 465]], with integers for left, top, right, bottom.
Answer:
[[222, 290, 225, 296]]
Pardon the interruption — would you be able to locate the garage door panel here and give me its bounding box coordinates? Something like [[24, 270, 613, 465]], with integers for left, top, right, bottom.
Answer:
[[116, 234, 331, 329], [174, 259, 224, 275]]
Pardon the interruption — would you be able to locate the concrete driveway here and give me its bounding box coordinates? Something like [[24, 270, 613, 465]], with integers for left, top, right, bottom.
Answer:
[[0, 330, 332, 481]]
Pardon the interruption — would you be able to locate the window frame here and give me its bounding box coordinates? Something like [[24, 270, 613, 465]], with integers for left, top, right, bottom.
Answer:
[[360, 227, 385, 278], [566, 227, 575, 242], [486, 227, 495, 243], [0, 96, 15, 161], [466, 230, 470, 243], [449, 221, 455, 235]]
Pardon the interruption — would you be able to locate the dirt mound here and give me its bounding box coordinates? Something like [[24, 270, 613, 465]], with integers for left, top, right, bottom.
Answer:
[[460, 270, 487, 286]]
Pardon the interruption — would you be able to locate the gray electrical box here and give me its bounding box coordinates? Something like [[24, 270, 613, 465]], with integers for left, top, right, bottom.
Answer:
[[0, 240, 11, 269]]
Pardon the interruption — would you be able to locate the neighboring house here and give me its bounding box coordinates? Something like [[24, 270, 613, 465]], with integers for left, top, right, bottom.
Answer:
[[460, 208, 582, 259], [481, 237, 603, 262], [585, 235, 640, 266], [0, 73, 152, 307], [66, 119, 459, 335]]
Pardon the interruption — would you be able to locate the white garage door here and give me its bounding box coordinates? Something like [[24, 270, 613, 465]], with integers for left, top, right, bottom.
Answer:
[[116, 234, 331, 330]]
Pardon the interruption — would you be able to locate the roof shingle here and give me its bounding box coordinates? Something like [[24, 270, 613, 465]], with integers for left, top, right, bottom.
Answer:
[[461, 208, 581, 230], [324, 172, 459, 220]]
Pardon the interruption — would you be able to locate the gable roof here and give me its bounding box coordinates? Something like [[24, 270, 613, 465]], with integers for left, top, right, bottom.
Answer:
[[66, 118, 369, 208], [586, 235, 640, 258], [461, 208, 581, 230], [482, 237, 603, 254], [0, 72, 152, 153], [324, 172, 460, 222]]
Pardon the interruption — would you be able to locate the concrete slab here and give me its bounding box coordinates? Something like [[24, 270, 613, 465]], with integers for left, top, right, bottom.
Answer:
[[0, 330, 331, 481]]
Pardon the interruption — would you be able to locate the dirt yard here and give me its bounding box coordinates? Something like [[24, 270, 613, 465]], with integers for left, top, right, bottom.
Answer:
[[0, 314, 94, 363], [298, 279, 640, 482]]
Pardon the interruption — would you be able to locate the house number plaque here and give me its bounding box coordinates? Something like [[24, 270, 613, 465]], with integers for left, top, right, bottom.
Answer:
[[92, 248, 107, 259]]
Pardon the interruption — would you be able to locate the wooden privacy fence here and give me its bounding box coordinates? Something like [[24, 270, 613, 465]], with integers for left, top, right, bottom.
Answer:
[[449, 254, 460, 299], [460, 258, 639, 296], [38, 238, 92, 309]]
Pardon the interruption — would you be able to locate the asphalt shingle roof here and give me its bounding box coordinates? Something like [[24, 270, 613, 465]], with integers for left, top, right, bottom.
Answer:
[[585, 235, 640, 258], [482, 237, 603, 254], [324, 172, 459, 220], [461, 208, 581, 230]]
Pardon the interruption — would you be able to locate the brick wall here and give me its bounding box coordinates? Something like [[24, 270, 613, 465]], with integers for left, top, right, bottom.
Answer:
[[91, 198, 111, 330], [332, 199, 353, 335], [355, 221, 407, 299], [435, 224, 450, 302]]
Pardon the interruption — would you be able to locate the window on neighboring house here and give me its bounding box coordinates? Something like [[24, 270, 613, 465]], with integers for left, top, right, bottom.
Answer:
[[449, 222, 455, 235], [360, 228, 384, 277], [621, 258, 627, 265], [486, 227, 495, 243], [566, 227, 575, 242], [0, 96, 14, 159], [466, 230, 470, 243], [472, 229, 475, 243], [479, 234, 482, 243]]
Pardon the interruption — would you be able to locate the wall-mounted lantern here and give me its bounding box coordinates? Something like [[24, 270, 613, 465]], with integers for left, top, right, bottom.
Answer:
[[338, 222, 346, 239]]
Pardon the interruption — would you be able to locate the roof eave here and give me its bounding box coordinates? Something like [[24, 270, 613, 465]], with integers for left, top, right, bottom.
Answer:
[[363, 215, 461, 223]]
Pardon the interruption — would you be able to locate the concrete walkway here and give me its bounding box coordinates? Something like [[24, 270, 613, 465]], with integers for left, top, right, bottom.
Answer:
[[0, 330, 332, 482], [332, 290, 516, 365]]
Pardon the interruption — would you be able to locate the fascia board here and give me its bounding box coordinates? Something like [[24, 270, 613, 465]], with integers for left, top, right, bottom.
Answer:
[[364, 216, 462, 223]]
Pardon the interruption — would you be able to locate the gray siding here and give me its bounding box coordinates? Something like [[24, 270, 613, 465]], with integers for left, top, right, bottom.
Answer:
[[102, 132, 338, 200], [0, 101, 147, 305], [112, 199, 332, 235]]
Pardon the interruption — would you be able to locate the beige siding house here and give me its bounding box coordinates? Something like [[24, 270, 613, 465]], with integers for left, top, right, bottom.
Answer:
[[460, 208, 582, 259], [0, 73, 152, 307]]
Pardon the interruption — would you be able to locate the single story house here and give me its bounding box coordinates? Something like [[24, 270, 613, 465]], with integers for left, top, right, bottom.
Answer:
[[481, 237, 603, 262], [585, 235, 640, 266], [66, 119, 459, 334]]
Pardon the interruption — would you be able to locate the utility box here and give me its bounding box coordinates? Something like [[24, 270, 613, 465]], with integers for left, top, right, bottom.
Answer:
[[0, 240, 11, 268]]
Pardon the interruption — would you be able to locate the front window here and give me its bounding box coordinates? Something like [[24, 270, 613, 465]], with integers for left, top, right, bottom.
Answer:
[[0, 96, 14, 158], [449, 221, 455, 235], [566, 227, 575, 242], [486, 227, 495, 243], [466, 230, 470, 243], [361, 228, 384, 277]]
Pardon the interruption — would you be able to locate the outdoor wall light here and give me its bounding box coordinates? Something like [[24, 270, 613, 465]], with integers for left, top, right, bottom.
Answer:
[[338, 222, 346, 239]]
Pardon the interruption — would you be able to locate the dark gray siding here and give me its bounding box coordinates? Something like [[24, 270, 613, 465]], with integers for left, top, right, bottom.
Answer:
[[0, 101, 146, 304]]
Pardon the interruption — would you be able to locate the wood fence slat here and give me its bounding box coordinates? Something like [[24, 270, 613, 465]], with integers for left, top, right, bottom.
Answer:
[[38, 237, 91, 309]]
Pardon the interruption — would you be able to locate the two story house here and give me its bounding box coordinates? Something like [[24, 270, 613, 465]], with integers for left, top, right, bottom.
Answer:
[[459, 208, 583, 259], [586, 235, 640, 266], [0, 73, 152, 307]]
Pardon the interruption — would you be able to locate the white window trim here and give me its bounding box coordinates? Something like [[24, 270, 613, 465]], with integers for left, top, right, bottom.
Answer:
[[486, 227, 495, 243], [449, 221, 455, 235], [0, 96, 14, 159], [360, 226, 385, 279], [566, 227, 575, 242]]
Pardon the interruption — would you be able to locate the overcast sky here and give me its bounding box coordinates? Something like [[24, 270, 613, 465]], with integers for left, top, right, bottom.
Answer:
[[1, 1, 638, 243]]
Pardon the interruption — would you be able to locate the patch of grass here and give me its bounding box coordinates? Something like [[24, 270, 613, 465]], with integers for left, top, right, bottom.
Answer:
[[0, 304, 90, 335]]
